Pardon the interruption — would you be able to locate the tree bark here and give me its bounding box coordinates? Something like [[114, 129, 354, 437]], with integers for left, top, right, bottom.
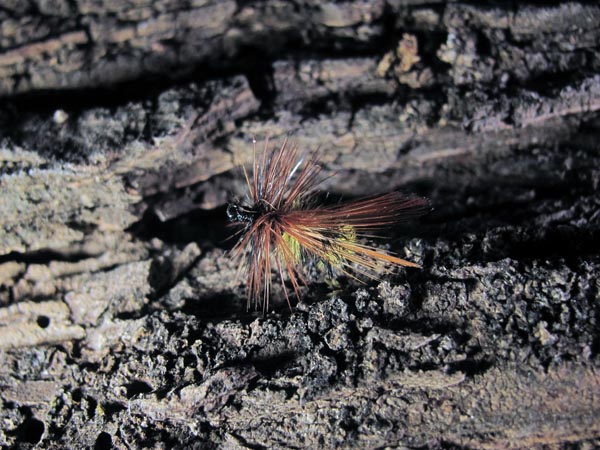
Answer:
[[1, 1, 599, 448]]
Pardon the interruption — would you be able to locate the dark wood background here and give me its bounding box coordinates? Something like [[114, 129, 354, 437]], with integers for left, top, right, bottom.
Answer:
[[1, 1, 599, 448]]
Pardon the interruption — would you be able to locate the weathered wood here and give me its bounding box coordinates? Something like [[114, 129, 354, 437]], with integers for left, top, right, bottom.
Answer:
[[0, 1, 599, 448]]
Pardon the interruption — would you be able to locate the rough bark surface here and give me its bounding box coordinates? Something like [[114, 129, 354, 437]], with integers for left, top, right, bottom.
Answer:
[[1, 1, 599, 449]]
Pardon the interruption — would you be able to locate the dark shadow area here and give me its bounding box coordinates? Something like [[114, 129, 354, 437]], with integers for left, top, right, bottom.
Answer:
[[248, 351, 299, 377], [0, 248, 93, 265], [15, 416, 45, 445], [94, 432, 113, 450], [124, 380, 154, 399], [181, 293, 248, 320], [127, 205, 231, 248]]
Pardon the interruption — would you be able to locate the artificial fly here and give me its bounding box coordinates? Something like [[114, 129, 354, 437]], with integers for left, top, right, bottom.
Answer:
[[227, 139, 429, 311]]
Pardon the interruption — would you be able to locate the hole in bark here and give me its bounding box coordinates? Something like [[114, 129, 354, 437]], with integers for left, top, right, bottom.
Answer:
[[36, 315, 50, 328], [124, 380, 153, 399], [101, 402, 126, 418], [86, 396, 98, 418], [475, 30, 492, 57], [94, 432, 112, 450], [17, 417, 45, 444], [71, 388, 83, 402], [251, 351, 298, 377]]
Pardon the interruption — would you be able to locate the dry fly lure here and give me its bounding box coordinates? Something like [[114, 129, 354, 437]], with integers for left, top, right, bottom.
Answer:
[[227, 139, 429, 311]]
